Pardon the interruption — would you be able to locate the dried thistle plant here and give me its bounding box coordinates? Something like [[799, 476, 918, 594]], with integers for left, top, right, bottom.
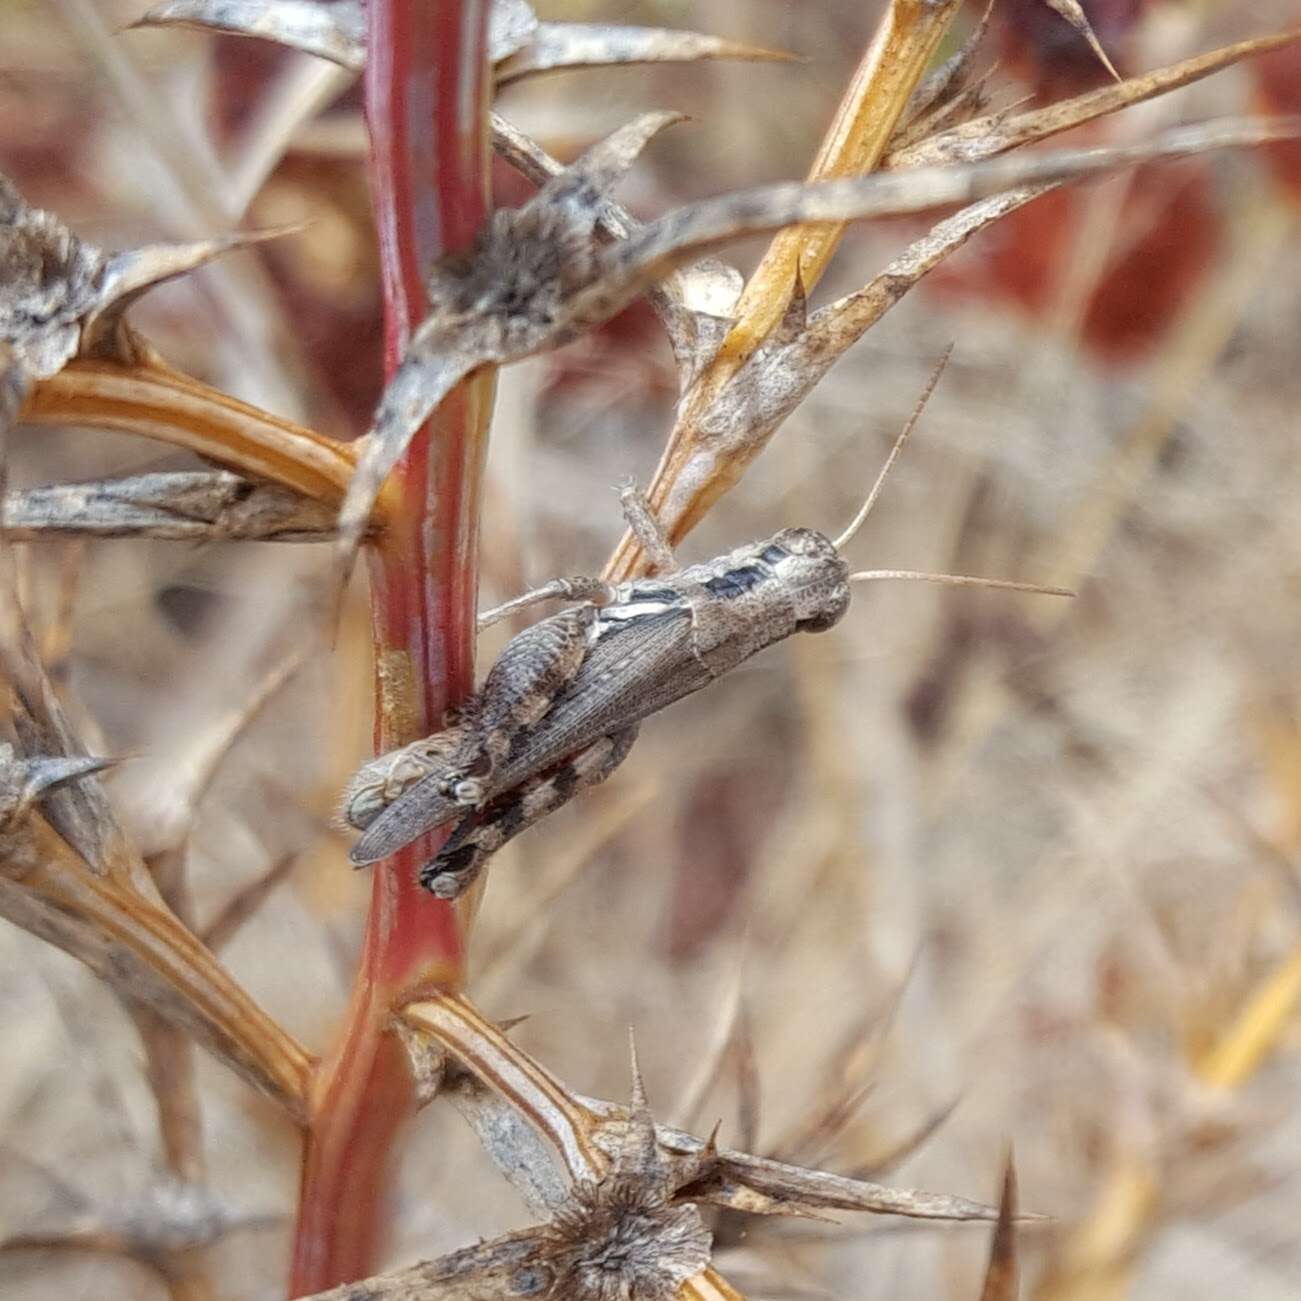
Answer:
[[3, 3, 1301, 1300]]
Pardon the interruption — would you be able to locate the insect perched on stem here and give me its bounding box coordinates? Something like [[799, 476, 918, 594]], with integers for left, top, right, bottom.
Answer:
[[341, 355, 1071, 898]]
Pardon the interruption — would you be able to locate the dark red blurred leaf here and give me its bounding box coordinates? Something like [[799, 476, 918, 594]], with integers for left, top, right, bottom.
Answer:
[[929, 162, 1219, 363], [1253, 38, 1301, 200]]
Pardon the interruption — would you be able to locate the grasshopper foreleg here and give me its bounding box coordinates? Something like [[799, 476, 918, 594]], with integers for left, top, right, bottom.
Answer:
[[477, 574, 614, 630]]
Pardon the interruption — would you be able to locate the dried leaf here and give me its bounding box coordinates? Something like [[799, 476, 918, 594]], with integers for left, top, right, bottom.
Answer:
[[848, 1097, 962, 1179], [1, 471, 339, 542], [24, 359, 364, 510], [1040, 0, 1121, 81], [85, 227, 294, 361], [1193, 943, 1301, 1089], [134, 0, 532, 69], [135, 0, 788, 84], [895, 0, 994, 140], [608, 118, 1296, 282], [0, 745, 113, 833], [496, 22, 792, 86], [0, 794, 313, 1116], [673, 966, 747, 1133], [124, 649, 306, 856], [733, 1004, 761, 1156], [0, 543, 134, 875], [659, 183, 1050, 519], [653, 1129, 1005, 1224], [886, 30, 1301, 170], [403, 992, 1008, 1229], [1035, 1159, 1157, 1300], [132, 0, 367, 71]]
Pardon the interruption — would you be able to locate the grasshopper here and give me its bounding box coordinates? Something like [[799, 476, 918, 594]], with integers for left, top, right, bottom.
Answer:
[[342, 364, 1070, 899]]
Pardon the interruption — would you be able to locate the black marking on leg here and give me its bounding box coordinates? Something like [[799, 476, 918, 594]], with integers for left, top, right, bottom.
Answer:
[[416, 725, 641, 899]]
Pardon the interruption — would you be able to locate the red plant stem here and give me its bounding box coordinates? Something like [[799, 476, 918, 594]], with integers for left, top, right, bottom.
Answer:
[[289, 1, 493, 1293]]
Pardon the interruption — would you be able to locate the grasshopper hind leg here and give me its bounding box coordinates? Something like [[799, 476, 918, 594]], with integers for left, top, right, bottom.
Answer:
[[418, 725, 640, 899], [465, 603, 599, 795]]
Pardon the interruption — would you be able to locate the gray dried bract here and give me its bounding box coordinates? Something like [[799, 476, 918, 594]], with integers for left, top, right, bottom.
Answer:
[[0, 744, 112, 835], [2, 470, 340, 543], [495, 21, 790, 86], [0, 177, 107, 381]]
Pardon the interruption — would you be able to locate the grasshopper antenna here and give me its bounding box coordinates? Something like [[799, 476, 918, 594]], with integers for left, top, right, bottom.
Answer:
[[833, 344, 954, 553], [850, 570, 1074, 598]]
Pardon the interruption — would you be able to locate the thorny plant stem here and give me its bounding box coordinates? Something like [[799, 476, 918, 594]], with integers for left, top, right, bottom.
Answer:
[[290, 1, 493, 1293]]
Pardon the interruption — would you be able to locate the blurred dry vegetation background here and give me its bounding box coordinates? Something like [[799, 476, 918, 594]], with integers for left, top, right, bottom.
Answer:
[[3, 0, 1301, 1297]]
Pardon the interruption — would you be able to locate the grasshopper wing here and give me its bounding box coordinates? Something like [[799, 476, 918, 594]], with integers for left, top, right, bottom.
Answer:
[[348, 774, 465, 866]]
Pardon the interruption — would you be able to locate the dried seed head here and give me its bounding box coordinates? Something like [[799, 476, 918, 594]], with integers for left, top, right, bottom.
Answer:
[[1, 171, 292, 381], [0, 188, 106, 380], [512, 1037, 717, 1298], [422, 197, 604, 355], [535, 1180, 712, 1300]]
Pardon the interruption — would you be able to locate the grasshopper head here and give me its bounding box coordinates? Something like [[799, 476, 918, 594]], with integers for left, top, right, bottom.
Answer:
[[764, 528, 850, 633]]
